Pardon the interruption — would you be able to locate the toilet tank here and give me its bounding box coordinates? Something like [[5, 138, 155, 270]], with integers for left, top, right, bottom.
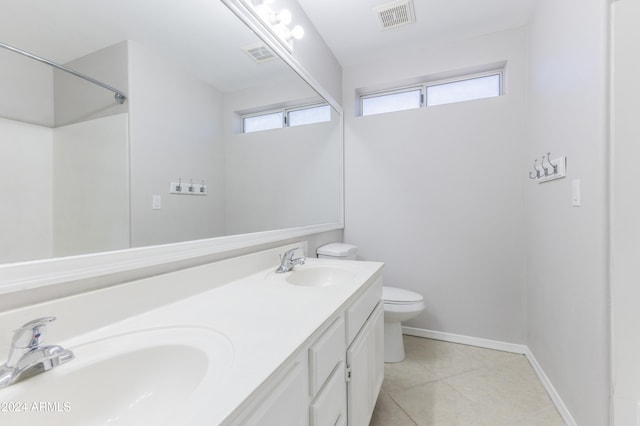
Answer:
[[316, 243, 358, 260]]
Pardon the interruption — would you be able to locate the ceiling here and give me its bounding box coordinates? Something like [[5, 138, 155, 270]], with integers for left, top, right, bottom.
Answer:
[[0, 0, 538, 91], [296, 0, 537, 67], [0, 0, 295, 92]]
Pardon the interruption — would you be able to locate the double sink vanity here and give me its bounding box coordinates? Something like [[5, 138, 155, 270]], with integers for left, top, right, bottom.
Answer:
[[0, 243, 384, 425]]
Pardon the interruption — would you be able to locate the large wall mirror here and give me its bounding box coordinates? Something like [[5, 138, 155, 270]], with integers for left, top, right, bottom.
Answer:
[[0, 0, 342, 265]]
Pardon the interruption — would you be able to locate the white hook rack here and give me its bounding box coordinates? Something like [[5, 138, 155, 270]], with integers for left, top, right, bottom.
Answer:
[[528, 153, 566, 183], [170, 179, 207, 195]]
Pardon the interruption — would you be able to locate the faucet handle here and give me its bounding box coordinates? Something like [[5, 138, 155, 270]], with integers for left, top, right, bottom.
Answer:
[[281, 247, 301, 260], [11, 317, 56, 349]]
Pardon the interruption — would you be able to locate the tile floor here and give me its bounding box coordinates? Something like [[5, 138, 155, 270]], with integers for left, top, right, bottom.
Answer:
[[370, 336, 566, 426]]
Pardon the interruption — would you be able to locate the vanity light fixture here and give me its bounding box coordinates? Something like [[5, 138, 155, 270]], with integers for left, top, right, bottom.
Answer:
[[270, 9, 292, 25], [288, 25, 305, 41], [243, 0, 304, 51]]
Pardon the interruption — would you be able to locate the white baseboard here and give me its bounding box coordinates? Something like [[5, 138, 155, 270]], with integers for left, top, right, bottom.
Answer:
[[402, 326, 576, 426], [402, 326, 528, 354], [524, 347, 577, 426]]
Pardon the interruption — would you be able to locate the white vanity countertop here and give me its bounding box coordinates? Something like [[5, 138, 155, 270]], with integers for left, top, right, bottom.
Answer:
[[2, 251, 383, 425]]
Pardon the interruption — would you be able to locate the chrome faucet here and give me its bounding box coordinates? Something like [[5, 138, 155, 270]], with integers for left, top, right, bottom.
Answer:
[[0, 317, 74, 389], [276, 247, 306, 273]]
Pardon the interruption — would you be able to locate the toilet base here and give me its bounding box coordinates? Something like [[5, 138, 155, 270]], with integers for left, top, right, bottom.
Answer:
[[384, 321, 406, 363]]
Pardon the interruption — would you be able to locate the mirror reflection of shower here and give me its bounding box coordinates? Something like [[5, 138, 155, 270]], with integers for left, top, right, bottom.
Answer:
[[0, 0, 342, 264]]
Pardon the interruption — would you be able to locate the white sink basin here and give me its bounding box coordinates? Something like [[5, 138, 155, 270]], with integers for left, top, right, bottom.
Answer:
[[285, 265, 356, 287], [0, 327, 234, 425]]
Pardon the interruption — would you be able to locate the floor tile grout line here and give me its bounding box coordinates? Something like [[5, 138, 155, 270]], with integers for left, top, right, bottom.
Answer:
[[441, 357, 553, 406], [384, 392, 420, 426], [440, 367, 492, 404], [404, 336, 525, 376], [383, 363, 477, 395], [374, 337, 566, 426], [389, 352, 527, 397]]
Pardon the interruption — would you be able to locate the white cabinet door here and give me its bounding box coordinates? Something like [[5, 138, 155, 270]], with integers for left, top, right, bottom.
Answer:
[[230, 352, 308, 426], [346, 302, 384, 426]]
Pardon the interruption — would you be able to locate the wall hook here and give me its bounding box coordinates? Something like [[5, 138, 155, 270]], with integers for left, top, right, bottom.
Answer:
[[529, 153, 567, 184], [170, 178, 207, 195], [529, 159, 541, 180], [544, 152, 558, 175], [540, 155, 550, 176]]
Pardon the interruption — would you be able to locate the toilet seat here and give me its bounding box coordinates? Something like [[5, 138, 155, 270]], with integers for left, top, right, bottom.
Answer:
[[383, 286, 423, 305], [315, 243, 425, 363]]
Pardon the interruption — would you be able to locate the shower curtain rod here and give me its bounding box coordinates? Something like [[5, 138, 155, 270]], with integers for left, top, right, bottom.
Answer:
[[0, 41, 127, 104]]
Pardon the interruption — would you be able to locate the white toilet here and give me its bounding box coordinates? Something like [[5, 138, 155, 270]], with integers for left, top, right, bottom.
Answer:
[[316, 243, 425, 363], [381, 286, 424, 362]]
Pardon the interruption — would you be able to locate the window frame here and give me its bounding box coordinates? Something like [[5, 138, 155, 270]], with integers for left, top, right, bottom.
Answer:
[[360, 85, 424, 117], [359, 69, 504, 117], [242, 109, 285, 133], [424, 71, 503, 107], [286, 103, 332, 128], [241, 102, 331, 134]]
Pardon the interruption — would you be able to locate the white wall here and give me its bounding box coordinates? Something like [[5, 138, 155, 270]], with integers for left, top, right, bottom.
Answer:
[[128, 41, 226, 247], [343, 28, 528, 343], [611, 0, 640, 423], [0, 44, 55, 263], [0, 48, 54, 126], [54, 41, 128, 127], [224, 78, 342, 234], [526, 0, 610, 424], [52, 114, 129, 257], [0, 118, 53, 263]]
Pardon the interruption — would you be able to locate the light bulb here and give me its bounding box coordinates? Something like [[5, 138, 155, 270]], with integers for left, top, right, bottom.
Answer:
[[274, 9, 292, 25], [290, 25, 304, 40]]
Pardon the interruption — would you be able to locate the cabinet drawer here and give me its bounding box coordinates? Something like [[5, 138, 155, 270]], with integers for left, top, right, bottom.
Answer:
[[310, 361, 347, 426], [309, 315, 345, 396], [346, 276, 382, 344]]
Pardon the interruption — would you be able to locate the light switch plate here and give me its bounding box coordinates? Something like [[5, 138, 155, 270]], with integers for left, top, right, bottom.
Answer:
[[572, 179, 581, 206], [152, 195, 161, 210]]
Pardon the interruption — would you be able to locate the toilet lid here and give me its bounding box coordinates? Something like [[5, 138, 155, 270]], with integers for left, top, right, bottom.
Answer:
[[317, 243, 358, 257], [382, 286, 423, 303]]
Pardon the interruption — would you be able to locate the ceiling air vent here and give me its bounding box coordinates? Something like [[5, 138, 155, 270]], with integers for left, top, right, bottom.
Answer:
[[374, 0, 416, 30], [241, 42, 276, 63]]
